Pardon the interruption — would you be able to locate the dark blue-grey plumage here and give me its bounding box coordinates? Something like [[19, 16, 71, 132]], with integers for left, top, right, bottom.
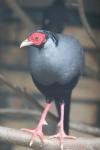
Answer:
[[27, 30, 84, 134], [28, 33, 84, 85]]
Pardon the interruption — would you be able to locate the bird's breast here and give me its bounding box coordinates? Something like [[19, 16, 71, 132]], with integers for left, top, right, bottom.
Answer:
[[28, 36, 84, 85], [29, 47, 61, 85]]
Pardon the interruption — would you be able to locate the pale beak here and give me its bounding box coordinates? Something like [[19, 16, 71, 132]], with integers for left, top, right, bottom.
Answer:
[[20, 39, 33, 48]]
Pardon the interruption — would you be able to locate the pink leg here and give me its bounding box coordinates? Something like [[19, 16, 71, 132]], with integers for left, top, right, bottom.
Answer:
[[49, 103, 76, 150], [21, 103, 51, 146]]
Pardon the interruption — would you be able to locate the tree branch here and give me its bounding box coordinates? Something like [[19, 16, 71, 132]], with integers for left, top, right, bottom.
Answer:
[[5, 0, 35, 30], [77, 0, 100, 49], [70, 122, 100, 137], [0, 74, 36, 102], [0, 108, 39, 117], [0, 74, 50, 118], [0, 126, 100, 150]]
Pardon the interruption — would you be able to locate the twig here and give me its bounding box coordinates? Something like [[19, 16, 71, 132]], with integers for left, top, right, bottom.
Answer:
[[77, 0, 100, 49], [0, 74, 56, 120], [0, 126, 100, 150], [5, 0, 36, 30], [0, 108, 39, 117], [0, 74, 35, 102], [70, 122, 100, 137]]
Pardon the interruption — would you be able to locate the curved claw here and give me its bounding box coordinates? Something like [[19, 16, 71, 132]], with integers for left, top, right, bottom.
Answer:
[[21, 128, 34, 133]]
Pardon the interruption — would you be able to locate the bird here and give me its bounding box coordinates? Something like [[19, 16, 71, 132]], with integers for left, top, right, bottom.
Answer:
[[20, 29, 84, 150]]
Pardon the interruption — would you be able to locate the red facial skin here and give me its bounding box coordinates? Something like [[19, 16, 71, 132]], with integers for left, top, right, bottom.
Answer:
[[28, 32, 46, 46]]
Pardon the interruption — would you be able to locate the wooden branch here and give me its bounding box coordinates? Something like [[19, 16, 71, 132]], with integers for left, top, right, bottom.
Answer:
[[0, 108, 39, 117], [70, 122, 100, 137], [0, 74, 34, 101], [0, 74, 56, 120], [77, 0, 100, 49], [6, 0, 35, 30], [0, 74, 45, 111], [0, 126, 100, 150]]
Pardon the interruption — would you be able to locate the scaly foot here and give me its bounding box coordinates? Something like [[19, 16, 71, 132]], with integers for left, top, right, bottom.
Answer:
[[21, 127, 44, 146], [21, 103, 51, 146], [50, 103, 76, 150], [49, 129, 76, 150]]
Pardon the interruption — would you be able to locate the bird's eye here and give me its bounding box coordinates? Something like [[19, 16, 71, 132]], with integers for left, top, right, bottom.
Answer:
[[28, 32, 46, 46], [35, 36, 40, 41]]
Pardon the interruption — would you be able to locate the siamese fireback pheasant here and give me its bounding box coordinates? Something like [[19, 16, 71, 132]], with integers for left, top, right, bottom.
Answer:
[[20, 30, 84, 150]]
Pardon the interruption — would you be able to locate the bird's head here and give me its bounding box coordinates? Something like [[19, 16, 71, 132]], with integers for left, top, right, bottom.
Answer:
[[20, 30, 58, 49]]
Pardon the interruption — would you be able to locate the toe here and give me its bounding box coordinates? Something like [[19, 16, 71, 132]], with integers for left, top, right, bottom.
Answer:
[[29, 135, 36, 146], [21, 128, 45, 146], [21, 128, 34, 133]]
